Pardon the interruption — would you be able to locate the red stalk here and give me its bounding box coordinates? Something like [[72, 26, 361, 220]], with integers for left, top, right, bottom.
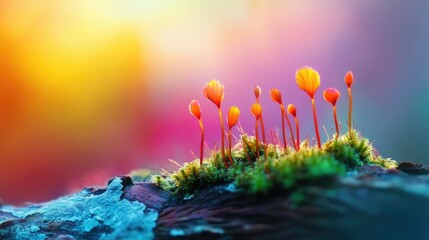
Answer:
[[280, 107, 287, 149], [281, 105, 297, 150], [333, 106, 339, 139], [260, 116, 267, 147], [294, 116, 300, 150], [198, 119, 204, 165], [348, 87, 353, 136], [218, 108, 228, 168], [311, 98, 322, 148], [228, 129, 233, 166], [255, 119, 259, 159]]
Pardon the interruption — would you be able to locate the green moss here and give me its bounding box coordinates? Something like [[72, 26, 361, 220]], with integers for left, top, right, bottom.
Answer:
[[129, 169, 153, 182], [170, 153, 234, 194], [323, 130, 397, 169], [234, 159, 271, 195], [322, 138, 363, 168], [341, 130, 373, 163], [236, 148, 346, 194], [369, 156, 398, 169], [151, 175, 174, 191], [156, 131, 397, 197]]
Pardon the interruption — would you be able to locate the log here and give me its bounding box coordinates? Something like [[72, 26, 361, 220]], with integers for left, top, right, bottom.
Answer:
[[1, 165, 429, 240]]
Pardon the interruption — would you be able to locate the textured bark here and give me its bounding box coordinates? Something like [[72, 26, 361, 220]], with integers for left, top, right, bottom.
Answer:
[[1, 166, 429, 240]]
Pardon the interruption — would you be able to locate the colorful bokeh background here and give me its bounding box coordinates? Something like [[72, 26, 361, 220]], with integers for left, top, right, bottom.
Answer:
[[1, 0, 429, 205]]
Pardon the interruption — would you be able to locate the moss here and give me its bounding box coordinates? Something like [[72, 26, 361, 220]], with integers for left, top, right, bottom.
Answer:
[[234, 159, 271, 195], [151, 175, 174, 191], [322, 130, 397, 169], [341, 129, 373, 163], [234, 148, 346, 195], [369, 156, 398, 169], [322, 138, 363, 168], [170, 153, 234, 194], [159, 131, 396, 197], [129, 169, 153, 182]]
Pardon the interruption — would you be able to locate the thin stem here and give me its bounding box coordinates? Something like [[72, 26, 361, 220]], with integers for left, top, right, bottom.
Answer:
[[260, 116, 268, 159], [242, 137, 251, 162], [279, 107, 287, 149], [255, 119, 259, 159], [322, 125, 330, 141], [333, 106, 339, 139], [294, 117, 300, 150], [198, 120, 204, 165], [256, 96, 267, 158], [218, 108, 227, 168], [260, 116, 267, 145], [348, 87, 352, 136], [281, 105, 297, 150], [228, 129, 233, 166], [311, 98, 322, 148]]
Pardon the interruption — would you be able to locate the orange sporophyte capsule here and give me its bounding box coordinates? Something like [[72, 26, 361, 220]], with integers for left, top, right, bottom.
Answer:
[[270, 88, 297, 150], [189, 100, 205, 165], [227, 106, 240, 165], [296, 67, 322, 148], [323, 88, 341, 139], [251, 102, 262, 159], [203, 79, 227, 168], [287, 103, 296, 118], [296, 67, 321, 99], [270, 88, 283, 105], [203, 79, 224, 109], [254, 85, 262, 99], [344, 71, 354, 135], [189, 100, 201, 120], [254, 86, 267, 156], [287, 104, 300, 150], [323, 88, 340, 106], [227, 106, 240, 129], [345, 71, 354, 88], [251, 102, 262, 120]]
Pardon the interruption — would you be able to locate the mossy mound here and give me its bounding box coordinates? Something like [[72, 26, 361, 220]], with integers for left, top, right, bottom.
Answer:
[[153, 131, 397, 196]]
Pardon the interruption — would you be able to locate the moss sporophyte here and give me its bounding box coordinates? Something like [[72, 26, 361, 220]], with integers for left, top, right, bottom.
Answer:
[[270, 88, 297, 151], [287, 104, 300, 150], [203, 80, 227, 168], [189, 100, 204, 165], [323, 88, 341, 139], [173, 67, 398, 197], [296, 67, 322, 148], [345, 71, 354, 137], [227, 106, 240, 166], [254, 86, 266, 146]]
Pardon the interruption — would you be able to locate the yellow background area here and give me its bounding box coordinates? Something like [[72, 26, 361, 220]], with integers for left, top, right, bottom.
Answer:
[[0, 0, 152, 203]]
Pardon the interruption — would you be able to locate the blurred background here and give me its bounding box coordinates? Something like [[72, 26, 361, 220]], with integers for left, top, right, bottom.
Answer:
[[1, 0, 429, 205]]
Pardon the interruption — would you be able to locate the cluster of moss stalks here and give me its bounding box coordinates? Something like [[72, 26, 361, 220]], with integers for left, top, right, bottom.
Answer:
[[148, 130, 397, 197]]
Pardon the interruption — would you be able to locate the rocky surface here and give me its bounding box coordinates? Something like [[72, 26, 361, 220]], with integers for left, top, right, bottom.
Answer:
[[1, 165, 429, 239]]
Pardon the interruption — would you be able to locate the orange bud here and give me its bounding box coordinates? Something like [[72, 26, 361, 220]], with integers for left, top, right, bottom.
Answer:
[[189, 100, 201, 119], [345, 71, 354, 88], [296, 67, 320, 98], [203, 79, 224, 108], [254, 85, 262, 98], [227, 106, 240, 129], [287, 104, 296, 117], [270, 88, 283, 105], [323, 88, 340, 106], [251, 102, 262, 120]]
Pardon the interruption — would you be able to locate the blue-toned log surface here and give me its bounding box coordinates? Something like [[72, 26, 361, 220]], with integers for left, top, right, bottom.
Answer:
[[1, 164, 429, 240], [0, 176, 170, 240]]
